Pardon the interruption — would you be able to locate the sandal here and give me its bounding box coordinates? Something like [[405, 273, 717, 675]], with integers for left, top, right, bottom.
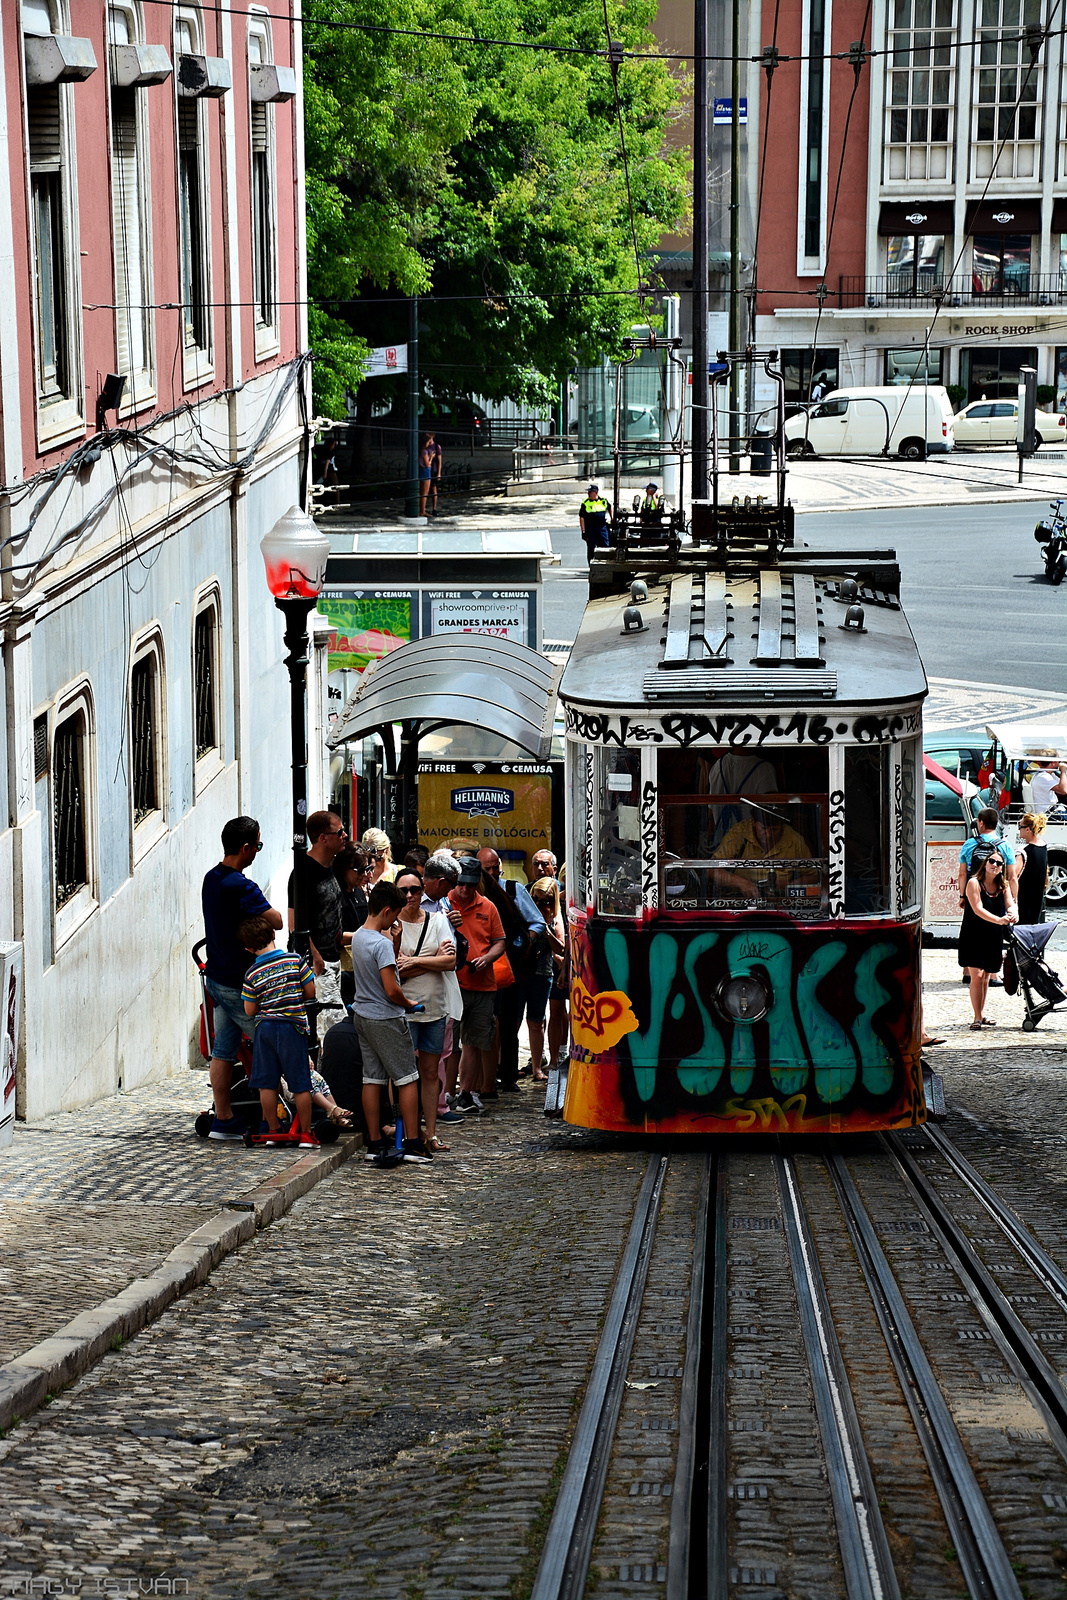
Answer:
[[980, 1018, 997, 1027], [921, 1035, 946, 1046], [969, 1020, 984, 1030], [426, 1134, 450, 1152], [327, 1105, 354, 1127]]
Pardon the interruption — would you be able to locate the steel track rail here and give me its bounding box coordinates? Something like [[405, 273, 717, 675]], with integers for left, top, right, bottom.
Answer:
[[531, 1153, 669, 1600], [885, 1134, 1067, 1464], [776, 1155, 901, 1600], [921, 1124, 1067, 1317], [825, 1151, 1024, 1600], [666, 1151, 714, 1600]]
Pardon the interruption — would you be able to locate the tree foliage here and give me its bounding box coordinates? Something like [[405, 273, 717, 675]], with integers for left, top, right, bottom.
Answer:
[[303, 0, 687, 413]]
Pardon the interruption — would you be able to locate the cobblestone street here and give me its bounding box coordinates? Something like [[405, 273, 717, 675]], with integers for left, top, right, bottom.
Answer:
[[0, 1088, 644, 1599]]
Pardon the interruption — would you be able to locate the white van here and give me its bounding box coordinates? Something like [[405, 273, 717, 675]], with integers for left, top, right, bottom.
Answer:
[[784, 384, 955, 460]]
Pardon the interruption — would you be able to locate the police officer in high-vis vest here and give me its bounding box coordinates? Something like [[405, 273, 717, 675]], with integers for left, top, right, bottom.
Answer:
[[579, 484, 611, 560], [639, 482, 661, 524]]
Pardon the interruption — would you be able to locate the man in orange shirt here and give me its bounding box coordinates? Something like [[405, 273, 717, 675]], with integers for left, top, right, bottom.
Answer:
[[450, 857, 506, 1113]]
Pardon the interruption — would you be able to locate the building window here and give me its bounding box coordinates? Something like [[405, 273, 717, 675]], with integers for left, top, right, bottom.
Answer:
[[53, 709, 88, 909], [801, 0, 827, 260], [782, 348, 839, 404], [885, 234, 945, 293], [248, 22, 277, 343], [884, 347, 944, 384], [1055, 346, 1067, 414], [175, 12, 211, 375], [193, 602, 218, 760], [971, 233, 1031, 294], [131, 656, 158, 824], [974, 0, 1042, 179], [886, 0, 955, 182], [108, 5, 154, 407], [23, 1, 82, 434]]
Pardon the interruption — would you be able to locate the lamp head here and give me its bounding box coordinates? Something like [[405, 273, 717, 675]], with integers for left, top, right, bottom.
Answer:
[[260, 506, 331, 599]]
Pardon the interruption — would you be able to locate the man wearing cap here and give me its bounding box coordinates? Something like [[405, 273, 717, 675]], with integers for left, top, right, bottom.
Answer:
[[450, 856, 506, 1113], [639, 483, 661, 524], [579, 484, 611, 562]]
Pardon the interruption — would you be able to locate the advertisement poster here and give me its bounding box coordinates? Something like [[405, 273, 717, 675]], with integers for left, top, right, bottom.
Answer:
[[317, 594, 412, 674], [924, 841, 964, 923], [417, 770, 552, 878], [426, 590, 532, 647]]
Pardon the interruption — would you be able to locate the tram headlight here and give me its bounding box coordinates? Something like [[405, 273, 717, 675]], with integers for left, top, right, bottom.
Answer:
[[715, 974, 771, 1025]]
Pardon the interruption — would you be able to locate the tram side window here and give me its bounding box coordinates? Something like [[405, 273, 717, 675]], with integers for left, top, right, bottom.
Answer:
[[658, 747, 829, 913], [597, 746, 641, 916], [899, 737, 920, 914], [568, 741, 591, 906], [844, 747, 891, 914]]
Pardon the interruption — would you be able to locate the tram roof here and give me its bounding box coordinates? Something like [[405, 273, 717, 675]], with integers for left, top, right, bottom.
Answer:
[[560, 552, 928, 713]]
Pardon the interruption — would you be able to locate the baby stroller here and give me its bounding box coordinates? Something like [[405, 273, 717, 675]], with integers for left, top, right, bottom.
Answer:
[[191, 940, 340, 1143], [1004, 925, 1067, 1032]]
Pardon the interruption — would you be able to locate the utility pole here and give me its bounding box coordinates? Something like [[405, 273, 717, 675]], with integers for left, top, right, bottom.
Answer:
[[691, 0, 709, 506], [405, 295, 420, 519], [727, 0, 742, 473]]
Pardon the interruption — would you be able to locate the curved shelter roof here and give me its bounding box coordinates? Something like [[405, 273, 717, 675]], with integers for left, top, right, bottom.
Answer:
[[326, 634, 563, 761]]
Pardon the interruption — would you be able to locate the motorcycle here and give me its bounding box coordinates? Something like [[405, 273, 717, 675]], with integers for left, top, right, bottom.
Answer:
[[1034, 498, 1067, 585]]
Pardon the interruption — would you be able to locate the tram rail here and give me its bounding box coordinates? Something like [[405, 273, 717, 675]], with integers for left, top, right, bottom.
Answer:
[[530, 1128, 1067, 1600]]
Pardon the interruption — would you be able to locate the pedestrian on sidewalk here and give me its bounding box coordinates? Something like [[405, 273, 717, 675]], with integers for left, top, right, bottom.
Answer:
[[1030, 760, 1067, 816], [350, 881, 432, 1163], [362, 827, 397, 883], [527, 878, 567, 1081], [450, 858, 506, 1114], [1016, 813, 1049, 925], [240, 915, 317, 1143], [334, 846, 370, 1008], [201, 816, 283, 1141], [395, 870, 457, 1152], [289, 811, 349, 1020], [477, 849, 545, 1092], [422, 853, 465, 1121], [958, 849, 1017, 1029]]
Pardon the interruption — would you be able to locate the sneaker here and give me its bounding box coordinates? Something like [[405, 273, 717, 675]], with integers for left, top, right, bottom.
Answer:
[[208, 1115, 245, 1142], [401, 1138, 434, 1164], [481, 1090, 499, 1102], [455, 1091, 484, 1115], [499, 1081, 521, 1094], [297, 1130, 319, 1147], [437, 1109, 466, 1124], [364, 1138, 390, 1162], [988, 976, 1004, 988]]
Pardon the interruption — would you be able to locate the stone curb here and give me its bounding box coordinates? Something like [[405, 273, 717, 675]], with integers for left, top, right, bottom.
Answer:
[[0, 1133, 359, 1434]]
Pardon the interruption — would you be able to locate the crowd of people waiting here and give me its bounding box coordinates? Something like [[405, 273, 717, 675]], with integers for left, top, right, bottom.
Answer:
[[201, 812, 568, 1165]]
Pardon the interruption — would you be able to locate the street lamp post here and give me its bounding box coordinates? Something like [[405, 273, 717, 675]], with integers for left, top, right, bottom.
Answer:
[[260, 505, 331, 955]]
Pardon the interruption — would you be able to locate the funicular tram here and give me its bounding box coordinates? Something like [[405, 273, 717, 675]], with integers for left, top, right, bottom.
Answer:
[[557, 484, 928, 1135]]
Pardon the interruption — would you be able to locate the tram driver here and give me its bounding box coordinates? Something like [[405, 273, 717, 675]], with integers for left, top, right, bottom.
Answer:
[[709, 804, 813, 902]]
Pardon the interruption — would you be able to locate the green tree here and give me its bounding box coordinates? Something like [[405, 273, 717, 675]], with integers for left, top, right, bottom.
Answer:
[[303, 0, 687, 414]]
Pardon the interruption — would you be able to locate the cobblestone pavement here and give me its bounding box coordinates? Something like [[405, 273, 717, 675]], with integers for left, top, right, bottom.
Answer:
[[0, 1078, 304, 1366], [0, 1087, 645, 1599]]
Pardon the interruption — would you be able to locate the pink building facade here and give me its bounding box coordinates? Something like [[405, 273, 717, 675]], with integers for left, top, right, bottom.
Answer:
[[0, 3, 327, 1123]]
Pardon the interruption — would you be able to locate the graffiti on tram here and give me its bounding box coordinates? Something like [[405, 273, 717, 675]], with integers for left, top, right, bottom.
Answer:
[[566, 918, 923, 1132]]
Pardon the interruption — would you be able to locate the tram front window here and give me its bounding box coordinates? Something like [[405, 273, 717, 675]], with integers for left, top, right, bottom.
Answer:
[[659, 748, 828, 913], [597, 747, 641, 916]]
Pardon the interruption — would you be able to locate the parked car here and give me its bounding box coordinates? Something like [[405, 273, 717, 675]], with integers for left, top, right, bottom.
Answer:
[[952, 399, 1067, 448], [784, 384, 955, 460]]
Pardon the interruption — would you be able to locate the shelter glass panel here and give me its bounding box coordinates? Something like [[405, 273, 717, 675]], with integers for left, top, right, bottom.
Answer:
[[845, 747, 891, 913], [597, 747, 641, 917], [899, 736, 920, 913], [568, 741, 591, 907]]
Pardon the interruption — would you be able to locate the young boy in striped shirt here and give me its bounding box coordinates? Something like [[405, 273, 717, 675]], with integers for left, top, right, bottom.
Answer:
[[240, 915, 316, 1144]]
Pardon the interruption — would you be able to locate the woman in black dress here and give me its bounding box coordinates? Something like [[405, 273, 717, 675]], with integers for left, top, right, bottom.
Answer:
[[1016, 813, 1048, 925], [958, 849, 1017, 1029], [334, 847, 369, 1007]]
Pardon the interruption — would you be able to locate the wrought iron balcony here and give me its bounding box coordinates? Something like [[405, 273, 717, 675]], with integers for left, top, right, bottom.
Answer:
[[836, 274, 1067, 311]]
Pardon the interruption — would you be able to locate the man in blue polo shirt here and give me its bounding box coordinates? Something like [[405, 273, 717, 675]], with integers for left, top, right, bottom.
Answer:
[[201, 816, 283, 1140]]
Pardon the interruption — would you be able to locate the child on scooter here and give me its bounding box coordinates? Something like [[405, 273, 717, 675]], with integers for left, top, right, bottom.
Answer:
[[239, 915, 317, 1145]]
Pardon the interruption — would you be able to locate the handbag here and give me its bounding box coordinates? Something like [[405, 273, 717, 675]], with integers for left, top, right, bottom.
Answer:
[[492, 950, 515, 989]]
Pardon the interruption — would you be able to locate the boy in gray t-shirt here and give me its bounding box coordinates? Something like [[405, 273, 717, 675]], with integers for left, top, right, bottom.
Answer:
[[350, 881, 429, 1163]]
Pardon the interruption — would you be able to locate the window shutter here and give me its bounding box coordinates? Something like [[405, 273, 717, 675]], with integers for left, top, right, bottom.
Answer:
[[177, 96, 198, 151], [111, 86, 144, 378], [250, 100, 267, 154], [27, 86, 62, 172]]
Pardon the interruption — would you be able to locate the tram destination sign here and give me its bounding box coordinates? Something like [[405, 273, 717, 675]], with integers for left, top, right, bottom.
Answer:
[[564, 706, 922, 746]]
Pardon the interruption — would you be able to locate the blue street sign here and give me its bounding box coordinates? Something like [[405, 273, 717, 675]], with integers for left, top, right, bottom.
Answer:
[[713, 98, 747, 125]]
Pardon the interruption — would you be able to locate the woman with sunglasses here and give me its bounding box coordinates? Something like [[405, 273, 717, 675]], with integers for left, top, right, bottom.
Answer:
[[526, 877, 566, 1082], [334, 847, 370, 1007], [394, 871, 457, 1150], [958, 848, 1017, 1030]]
